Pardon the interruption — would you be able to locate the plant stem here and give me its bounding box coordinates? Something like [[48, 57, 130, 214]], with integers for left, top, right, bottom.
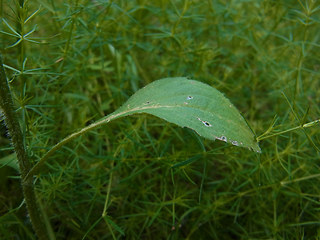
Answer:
[[102, 162, 114, 217], [102, 142, 121, 217], [58, 0, 79, 72], [0, 55, 49, 239], [256, 119, 320, 142]]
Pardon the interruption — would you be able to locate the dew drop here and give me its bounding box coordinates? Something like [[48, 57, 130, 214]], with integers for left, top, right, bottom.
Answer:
[[217, 136, 227, 142], [187, 96, 193, 100], [231, 140, 239, 146]]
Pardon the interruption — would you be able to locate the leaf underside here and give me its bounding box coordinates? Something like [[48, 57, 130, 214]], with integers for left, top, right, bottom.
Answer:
[[111, 77, 261, 153]]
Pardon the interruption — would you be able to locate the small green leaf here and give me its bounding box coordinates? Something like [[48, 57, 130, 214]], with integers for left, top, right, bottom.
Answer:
[[111, 77, 261, 153]]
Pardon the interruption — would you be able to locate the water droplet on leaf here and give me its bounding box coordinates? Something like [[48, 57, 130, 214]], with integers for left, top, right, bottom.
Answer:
[[217, 136, 227, 142], [231, 140, 239, 146]]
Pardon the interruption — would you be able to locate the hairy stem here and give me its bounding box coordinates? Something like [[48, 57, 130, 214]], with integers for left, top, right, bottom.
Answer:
[[0, 56, 49, 239]]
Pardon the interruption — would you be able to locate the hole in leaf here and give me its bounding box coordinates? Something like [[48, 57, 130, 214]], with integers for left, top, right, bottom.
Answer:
[[202, 121, 212, 127]]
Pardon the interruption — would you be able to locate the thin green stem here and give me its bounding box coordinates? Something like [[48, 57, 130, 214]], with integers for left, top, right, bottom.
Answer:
[[58, 0, 79, 72], [102, 160, 114, 217], [17, 0, 26, 67], [293, 0, 312, 104], [101, 138, 122, 217], [257, 119, 319, 142], [171, 0, 189, 36], [0, 55, 49, 239]]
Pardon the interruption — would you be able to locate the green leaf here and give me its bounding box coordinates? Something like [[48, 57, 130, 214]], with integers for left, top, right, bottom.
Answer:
[[26, 77, 261, 179], [110, 77, 261, 153]]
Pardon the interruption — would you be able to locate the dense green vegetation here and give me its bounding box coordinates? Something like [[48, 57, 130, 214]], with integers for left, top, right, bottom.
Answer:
[[0, 0, 319, 239]]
